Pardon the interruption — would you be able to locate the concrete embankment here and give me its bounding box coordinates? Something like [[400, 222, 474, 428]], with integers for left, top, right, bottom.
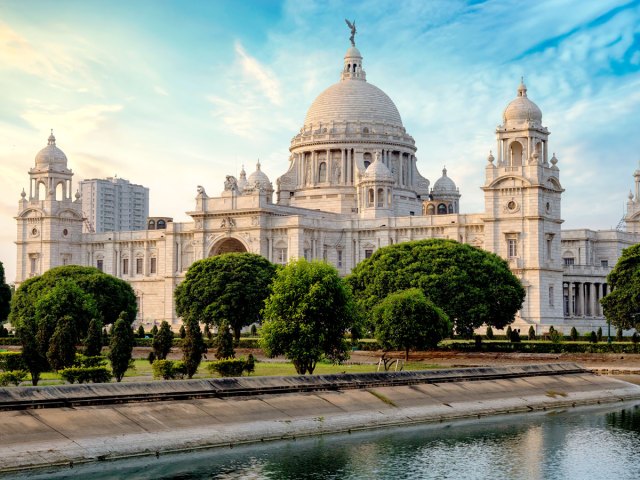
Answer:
[[0, 363, 639, 473]]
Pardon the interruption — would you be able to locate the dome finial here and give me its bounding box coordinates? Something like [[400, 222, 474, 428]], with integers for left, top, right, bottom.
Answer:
[[488, 150, 495, 163], [256, 159, 261, 171], [518, 77, 527, 97], [442, 166, 447, 176], [48, 129, 56, 145]]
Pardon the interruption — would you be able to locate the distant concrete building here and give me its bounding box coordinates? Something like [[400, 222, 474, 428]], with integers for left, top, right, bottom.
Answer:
[[79, 177, 149, 233]]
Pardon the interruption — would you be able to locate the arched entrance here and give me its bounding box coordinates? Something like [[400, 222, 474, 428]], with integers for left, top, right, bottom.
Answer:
[[209, 237, 247, 256]]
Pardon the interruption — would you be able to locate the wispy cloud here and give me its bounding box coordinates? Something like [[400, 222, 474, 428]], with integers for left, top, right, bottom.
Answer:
[[20, 102, 123, 135]]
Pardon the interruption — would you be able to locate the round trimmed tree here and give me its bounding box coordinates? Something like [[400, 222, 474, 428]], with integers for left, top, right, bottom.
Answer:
[[174, 253, 277, 343], [347, 239, 525, 337], [371, 288, 451, 360], [261, 259, 358, 375], [601, 243, 640, 330]]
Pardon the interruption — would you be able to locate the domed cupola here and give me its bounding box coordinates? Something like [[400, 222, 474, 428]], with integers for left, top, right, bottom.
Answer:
[[363, 151, 394, 182], [245, 161, 273, 200], [35, 131, 68, 170], [503, 78, 543, 127], [424, 167, 461, 216], [432, 167, 458, 193]]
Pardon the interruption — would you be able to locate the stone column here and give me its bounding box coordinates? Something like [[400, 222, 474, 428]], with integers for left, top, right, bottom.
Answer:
[[399, 153, 404, 187], [341, 149, 346, 185]]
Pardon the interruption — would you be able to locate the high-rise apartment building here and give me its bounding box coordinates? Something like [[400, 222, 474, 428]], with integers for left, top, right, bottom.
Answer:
[[79, 177, 149, 233]]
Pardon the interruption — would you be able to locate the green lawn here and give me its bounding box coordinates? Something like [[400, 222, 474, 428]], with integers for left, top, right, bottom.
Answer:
[[16, 358, 444, 385]]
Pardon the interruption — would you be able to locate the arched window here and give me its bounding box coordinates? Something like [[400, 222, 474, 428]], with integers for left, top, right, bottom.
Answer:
[[510, 141, 523, 167], [55, 182, 64, 201], [157, 219, 166, 229], [377, 188, 384, 207], [362, 127, 369, 134], [437, 203, 447, 215], [448, 204, 454, 214], [367, 188, 374, 207], [318, 162, 327, 182], [427, 204, 435, 215], [148, 220, 155, 230], [387, 188, 392, 207], [363, 152, 372, 169], [37, 182, 46, 200]]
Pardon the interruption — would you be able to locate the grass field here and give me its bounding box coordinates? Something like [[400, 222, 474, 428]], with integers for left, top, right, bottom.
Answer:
[[20, 358, 443, 386]]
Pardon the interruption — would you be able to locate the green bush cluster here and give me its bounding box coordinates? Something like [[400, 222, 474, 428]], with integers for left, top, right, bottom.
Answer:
[[0, 351, 26, 371], [151, 359, 186, 380], [207, 355, 255, 377], [59, 367, 113, 384], [0, 370, 27, 386]]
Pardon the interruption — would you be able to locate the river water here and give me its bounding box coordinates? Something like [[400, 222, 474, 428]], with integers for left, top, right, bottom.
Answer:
[[10, 403, 640, 480]]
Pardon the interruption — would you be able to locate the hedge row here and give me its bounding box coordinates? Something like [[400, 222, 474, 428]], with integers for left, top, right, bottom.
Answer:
[[440, 341, 640, 354], [59, 366, 113, 384], [0, 370, 27, 386], [0, 351, 26, 371]]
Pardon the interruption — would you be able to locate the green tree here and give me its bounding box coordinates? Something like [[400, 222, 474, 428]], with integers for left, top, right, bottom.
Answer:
[[182, 318, 205, 378], [108, 314, 134, 382], [137, 325, 145, 338], [506, 325, 512, 341], [179, 324, 186, 339], [528, 325, 536, 341], [151, 324, 158, 337], [597, 326, 603, 342], [0, 261, 11, 325], [47, 315, 77, 371], [570, 326, 578, 342], [84, 319, 104, 356], [347, 239, 525, 337], [174, 253, 277, 342], [16, 321, 47, 385], [215, 322, 235, 359], [153, 321, 174, 360], [10, 265, 136, 328], [371, 288, 451, 360], [261, 259, 358, 375], [485, 326, 494, 340], [601, 244, 640, 330]]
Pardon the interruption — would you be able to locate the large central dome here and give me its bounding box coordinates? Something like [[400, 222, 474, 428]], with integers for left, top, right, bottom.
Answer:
[[303, 46, 403, 129]]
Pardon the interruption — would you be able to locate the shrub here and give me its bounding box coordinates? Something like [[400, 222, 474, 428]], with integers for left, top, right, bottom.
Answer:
[[60, 366, 113, 384], [597, 327, 603, 342], [84, 319, 104, 357], [147, 351, 156, 364], [510, 329, 521, 343], [250, 324, 258, 336], [0, 352, 26, 371], [475, 335, 482, 349], [151, 359, 186, 380], [633, 332, 640, 344], [179, 324, 186, 339], [485, 326, 494, 340], [549, 329, 563, 344], [570, 327, 578, 341], [528, 325, 536, 341], [590, 331, 598, 344], [0, 370, 27, 386], [74, 354, 107, 368], [505, 326, 512, 341], [208, 357, 255, 377], [137, 325, 145, 338]]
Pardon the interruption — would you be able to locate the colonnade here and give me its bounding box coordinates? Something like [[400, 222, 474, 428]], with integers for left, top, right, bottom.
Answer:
[[563, 281, 608, 317], [292, 148, 415, 187]]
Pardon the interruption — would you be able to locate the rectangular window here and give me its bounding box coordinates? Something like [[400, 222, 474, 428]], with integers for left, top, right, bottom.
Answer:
[[546, 236, 553, 260], [150, 257, 157, 274], [507, 239, 517, 258], [564, 257, 575, 266], [97, 259, 104, 272], [549, 285, 554, 307], [323, 248, 328, 262], [136, 258, 143, 274], [365, 249, 373, 259], [30, 257, 37, 274], [600, 260, 609, 268], [304, 249, 311, 261], [122, 258, 129, 275], [337, 250, 343, 268]]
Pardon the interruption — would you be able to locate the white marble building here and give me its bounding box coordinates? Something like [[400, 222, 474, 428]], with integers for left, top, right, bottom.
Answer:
[[15, 41, 640, 334]]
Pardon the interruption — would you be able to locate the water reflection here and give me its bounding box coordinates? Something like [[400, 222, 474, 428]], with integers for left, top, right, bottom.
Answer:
[[8, 403, 640, 480]]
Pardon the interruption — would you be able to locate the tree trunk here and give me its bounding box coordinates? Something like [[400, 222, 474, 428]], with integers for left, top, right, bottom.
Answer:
[[405, 348, 409, 361]]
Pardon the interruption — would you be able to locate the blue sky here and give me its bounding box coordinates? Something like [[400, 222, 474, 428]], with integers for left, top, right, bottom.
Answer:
[[1, 0, 639, 282]]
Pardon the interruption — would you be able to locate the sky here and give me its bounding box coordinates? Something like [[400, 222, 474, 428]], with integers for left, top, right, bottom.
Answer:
[[1, 0, 639, 283]]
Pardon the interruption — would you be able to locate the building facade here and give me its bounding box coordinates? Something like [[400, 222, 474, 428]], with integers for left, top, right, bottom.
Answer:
[[14, 41, 640, 333], [79, 177, 149, 233]]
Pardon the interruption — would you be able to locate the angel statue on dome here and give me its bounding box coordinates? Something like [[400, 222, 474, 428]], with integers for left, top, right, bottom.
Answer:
[[345, 19, 356, 47]]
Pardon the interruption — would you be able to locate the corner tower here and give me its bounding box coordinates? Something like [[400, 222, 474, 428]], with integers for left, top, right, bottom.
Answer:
[[15, 132, 84, 284], [483, 81, 565, 330]]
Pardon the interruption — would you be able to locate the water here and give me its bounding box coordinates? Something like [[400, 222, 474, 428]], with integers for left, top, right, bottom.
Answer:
[[8, 403, 640, 480]]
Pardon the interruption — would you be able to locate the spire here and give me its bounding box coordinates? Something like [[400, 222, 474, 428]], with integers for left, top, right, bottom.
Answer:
[[48, 129, 56, 145], [341, 43, 366, 82], [256, 160, 261, 171], [518, 77, 527, 97], [442, 166, 448, 177]]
